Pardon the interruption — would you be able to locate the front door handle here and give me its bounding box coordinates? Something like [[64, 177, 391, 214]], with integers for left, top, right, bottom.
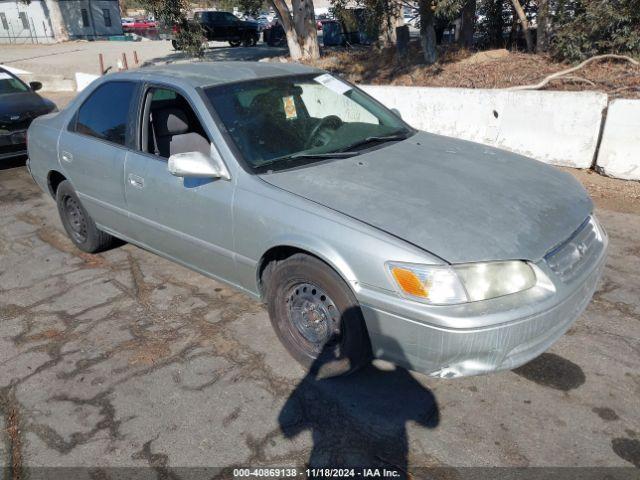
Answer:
[[61, 151, 73, 163], [128, 174, 144, 189]]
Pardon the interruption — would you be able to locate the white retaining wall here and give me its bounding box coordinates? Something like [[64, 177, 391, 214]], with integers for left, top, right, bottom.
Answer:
[[361, 85, 608, 169], [596, 99, 640, 181]]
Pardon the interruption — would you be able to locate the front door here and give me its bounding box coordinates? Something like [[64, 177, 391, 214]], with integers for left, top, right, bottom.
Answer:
[[57, 80, 138, 236], [123, 85, 237, 283]]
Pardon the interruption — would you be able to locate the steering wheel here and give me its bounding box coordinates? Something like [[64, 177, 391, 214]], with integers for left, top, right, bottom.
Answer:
[[305, 115, 344, 149]]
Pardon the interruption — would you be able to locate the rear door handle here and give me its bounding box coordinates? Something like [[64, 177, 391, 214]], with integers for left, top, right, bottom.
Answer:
[[128, 174, 144, 189], [61, 151, 73, 163]]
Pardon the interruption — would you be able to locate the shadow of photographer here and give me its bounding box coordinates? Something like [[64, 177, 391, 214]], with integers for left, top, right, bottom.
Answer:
[[278, 308, 440, 478]]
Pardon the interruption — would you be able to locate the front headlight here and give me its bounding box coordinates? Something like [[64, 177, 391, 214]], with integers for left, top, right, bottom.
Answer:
[[387, 260, 537, 305]]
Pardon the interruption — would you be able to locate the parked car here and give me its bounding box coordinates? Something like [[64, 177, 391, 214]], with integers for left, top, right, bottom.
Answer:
[[0, 67, 56, 161], [26, 63, 608, 378], [122, 19, 160, 40], [263, 19, 286, 46], [256, 15, 271, 32], [316, 14, 333, 31], [192, 11, 260, 47]]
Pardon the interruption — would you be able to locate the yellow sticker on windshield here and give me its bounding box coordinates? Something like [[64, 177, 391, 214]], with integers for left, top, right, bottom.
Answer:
[[283, 96, 297, 120]]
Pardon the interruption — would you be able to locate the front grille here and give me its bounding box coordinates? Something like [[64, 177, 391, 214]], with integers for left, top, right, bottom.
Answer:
[[545, 216, 604, 283]]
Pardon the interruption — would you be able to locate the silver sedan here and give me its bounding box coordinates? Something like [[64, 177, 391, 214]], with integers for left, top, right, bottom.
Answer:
[[26, 62, 608, 378]]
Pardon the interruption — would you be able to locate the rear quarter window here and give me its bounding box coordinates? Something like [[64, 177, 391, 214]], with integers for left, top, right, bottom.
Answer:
[[73, 81, 137, 147]]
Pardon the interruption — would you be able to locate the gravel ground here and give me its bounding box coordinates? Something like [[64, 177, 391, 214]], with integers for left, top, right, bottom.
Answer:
[[0, 40, 287, 79]]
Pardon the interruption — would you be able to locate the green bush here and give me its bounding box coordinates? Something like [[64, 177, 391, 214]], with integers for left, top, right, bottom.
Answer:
[[551, 0, 640, 62]]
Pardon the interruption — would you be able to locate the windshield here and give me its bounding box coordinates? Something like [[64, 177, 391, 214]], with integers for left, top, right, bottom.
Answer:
[[0, 71, 29, 95], [204, 73, 412, 172]]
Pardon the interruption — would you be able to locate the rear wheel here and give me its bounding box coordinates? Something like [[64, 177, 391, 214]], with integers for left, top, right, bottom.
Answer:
[[265, 254, 371, 377], [56, 180, 117, 253]]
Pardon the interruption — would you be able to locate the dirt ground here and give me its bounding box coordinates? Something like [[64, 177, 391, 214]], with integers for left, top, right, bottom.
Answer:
[[306, 45, 640, 99], [566, 169, 640, 215]]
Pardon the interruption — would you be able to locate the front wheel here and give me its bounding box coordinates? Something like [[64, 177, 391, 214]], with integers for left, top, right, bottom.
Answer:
[[56, 180, 118, 253], [265, 254, 371, 378]]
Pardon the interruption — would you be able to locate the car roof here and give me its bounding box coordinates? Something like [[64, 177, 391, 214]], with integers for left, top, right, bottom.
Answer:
[[113, 62, 323, 89]]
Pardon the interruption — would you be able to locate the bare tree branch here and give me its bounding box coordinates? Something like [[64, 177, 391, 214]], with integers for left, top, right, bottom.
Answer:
[[509, 54, 640, 91]]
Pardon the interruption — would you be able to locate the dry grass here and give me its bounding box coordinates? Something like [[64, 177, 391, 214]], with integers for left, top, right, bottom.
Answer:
[[302, 43, 640, 98]]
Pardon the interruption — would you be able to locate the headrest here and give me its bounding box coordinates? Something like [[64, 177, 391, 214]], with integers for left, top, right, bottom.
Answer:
[[154, 108, 189, 136]]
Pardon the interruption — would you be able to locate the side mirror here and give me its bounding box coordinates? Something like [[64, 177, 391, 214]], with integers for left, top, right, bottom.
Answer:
[[29, 81, 43, 92], [168, 149, 230, 180], [391, 108, 402, 119]]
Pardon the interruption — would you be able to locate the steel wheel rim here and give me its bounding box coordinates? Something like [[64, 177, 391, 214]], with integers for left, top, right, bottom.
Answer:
[[285, 282, 340, 354], [63, 195, 87, 243]]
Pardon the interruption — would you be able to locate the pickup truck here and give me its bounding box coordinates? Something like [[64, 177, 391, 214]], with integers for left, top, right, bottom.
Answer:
[[185, 11, 260, 48]]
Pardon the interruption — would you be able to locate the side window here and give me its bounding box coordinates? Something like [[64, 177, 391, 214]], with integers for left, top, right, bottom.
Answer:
[[102, 9, 112, 27], [74, 81, 137, 146], [81, 9, 90, 27], [143, 87, 210, 159], [224, 13, 238, 23]]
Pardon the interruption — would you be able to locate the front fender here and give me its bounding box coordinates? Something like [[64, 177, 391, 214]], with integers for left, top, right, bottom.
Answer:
[[233, 177, 444, 297]]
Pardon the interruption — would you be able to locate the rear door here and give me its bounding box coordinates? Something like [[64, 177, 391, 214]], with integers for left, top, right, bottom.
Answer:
[[123, 84, 237, 282], [57, 80, 139, 237]]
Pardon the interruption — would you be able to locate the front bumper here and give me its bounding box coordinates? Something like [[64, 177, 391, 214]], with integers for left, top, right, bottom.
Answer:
[[357, 218, 608, 378], [0, 130, 27, 160]]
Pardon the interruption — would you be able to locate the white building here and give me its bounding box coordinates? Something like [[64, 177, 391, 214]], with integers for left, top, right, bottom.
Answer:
[[0, 0, 123, 44]]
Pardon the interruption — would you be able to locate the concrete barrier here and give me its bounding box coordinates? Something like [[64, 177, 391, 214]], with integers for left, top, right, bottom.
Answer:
[[361, 85, 608, 169], [75, 72, 100, 92], [596, 99, 640, 181]]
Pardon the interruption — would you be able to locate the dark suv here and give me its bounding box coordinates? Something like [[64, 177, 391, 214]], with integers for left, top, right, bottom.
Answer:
[[195, 11, 260, 47]]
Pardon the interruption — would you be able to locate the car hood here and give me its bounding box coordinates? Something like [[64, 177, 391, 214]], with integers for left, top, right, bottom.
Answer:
[[260, 132, 593, 264], [0, 92, 54, 121]]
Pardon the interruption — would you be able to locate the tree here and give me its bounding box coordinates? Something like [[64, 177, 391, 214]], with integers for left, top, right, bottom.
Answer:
[[417, 0, 465, 63], [419, 0, 438, 64], [143, 0, 206, 58], [509, 0, 533, 51], [536, 0, 550, 52], [477, 0, 507, 49], [269, 0, 320, 61], [458, 0, 476, 48], [239, 0, 264, 16], [551, 0, 640, 62]]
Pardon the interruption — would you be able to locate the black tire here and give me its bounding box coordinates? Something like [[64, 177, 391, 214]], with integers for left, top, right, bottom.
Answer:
[[56, 180, 117, 254], [171, 39, 180, 50], [265, 253, 371, 378]]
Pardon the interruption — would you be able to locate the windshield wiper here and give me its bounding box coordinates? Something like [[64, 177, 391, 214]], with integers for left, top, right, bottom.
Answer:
[[287, 151, 360, 160], [254, 151, 359, 173], [338, 132, 410, 153]]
